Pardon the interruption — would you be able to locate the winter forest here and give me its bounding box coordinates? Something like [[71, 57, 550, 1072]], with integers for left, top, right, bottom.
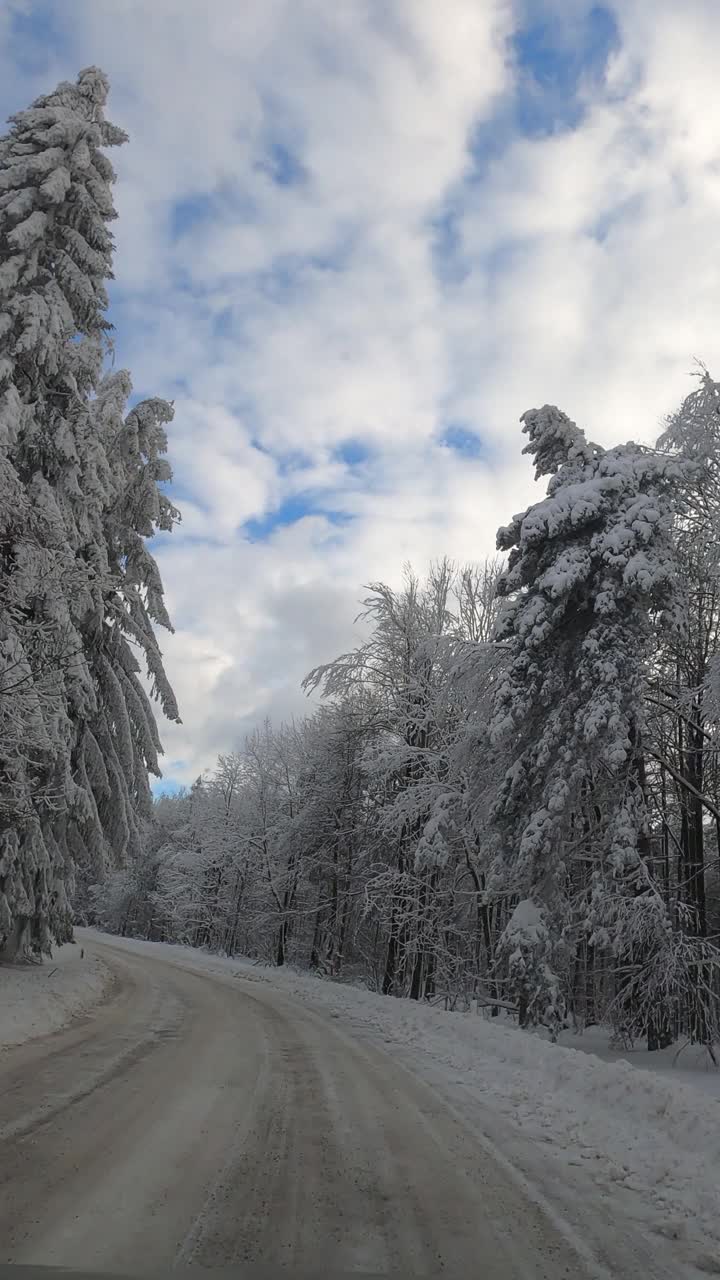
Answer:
[[5, 70, 720, 1055]]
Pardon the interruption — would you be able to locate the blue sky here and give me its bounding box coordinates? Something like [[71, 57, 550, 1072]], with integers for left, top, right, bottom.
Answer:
[[2, 0, 719, 786]]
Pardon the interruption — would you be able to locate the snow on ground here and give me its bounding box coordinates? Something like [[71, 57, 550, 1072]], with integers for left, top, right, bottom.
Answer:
[[0, 941, 110, 1052], [555, 1023, 720, 1102], [81, 930, 720, 1260]]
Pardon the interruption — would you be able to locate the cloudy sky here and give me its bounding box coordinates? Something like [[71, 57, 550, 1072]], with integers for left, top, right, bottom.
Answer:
[[2, 0, 719, 788]]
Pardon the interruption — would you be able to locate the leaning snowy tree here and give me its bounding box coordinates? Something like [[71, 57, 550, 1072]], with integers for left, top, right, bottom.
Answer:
[[0, 68, 179, 958], [488, 405, 686, 1042]]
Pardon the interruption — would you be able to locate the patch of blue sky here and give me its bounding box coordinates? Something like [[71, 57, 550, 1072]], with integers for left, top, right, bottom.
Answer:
[[256, 140, 308, 188], [334, 439, 373, 466], [170, 192, 218, 239], [439, 424, 488, 460], [152, 777, 186, 797], [5, 1, 69, 73], [512, 5, 620, 137], [460, 5, 620, 180], [159, 477, 201, 509], [244, 495, 351, 542], [430, 6, 620, 284]]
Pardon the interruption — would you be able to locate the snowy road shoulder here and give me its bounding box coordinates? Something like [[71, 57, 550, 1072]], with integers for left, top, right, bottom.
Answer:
[[79, 929, 720, 1271], [0, 941, 111, 1052]]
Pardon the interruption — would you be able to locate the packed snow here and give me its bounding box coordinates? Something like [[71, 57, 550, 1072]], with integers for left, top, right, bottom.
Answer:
[[81, 929, 720, 1260], [0, 942, 110, 1051]]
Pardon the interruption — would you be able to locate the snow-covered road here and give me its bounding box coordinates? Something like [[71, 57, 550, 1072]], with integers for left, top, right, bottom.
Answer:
[[0, 935, 709, 1278]]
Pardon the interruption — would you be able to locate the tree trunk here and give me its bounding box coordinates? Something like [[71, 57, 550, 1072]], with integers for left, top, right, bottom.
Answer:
[[409, 949, 423, 1001], [334, 883, 352, 976], [585, 941, 596, 1026], [423, 949, 436, 998], [276, 917, 288, 967], [224, 870, 246, 956], [0, 915, 30, 962], [309, 886, 324, 971], [682, 705, 707, 937], [382, 924, 398, 995], [630, 722, 674, 1051]]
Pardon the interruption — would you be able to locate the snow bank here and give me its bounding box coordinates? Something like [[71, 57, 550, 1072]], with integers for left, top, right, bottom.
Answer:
[[81, 931, 720, 1251], [0, 941, 110, 1051], [555, 1022, 720, 1100]]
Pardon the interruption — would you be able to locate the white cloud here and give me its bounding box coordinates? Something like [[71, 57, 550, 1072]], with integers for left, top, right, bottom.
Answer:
[[168, 399, 279, 537], [156, 442, 530, 779], [3, 0, 720, 782], [447, 0, 720, 448]]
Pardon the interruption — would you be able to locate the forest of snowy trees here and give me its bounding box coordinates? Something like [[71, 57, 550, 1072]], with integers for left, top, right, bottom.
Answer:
[[5, 70, 720, 1054], [88, 378, 720, 1052]]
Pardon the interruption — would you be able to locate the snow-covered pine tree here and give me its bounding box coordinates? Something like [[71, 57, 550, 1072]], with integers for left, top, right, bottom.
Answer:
[[75, 375, 180, 881], [0, 68, 179, 958], [488, 405, 684, 1033]]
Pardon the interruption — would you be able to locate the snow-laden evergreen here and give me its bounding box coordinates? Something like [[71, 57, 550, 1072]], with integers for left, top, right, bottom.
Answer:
[[0, 69, 178, 958], [487, 406, 685, 1029]]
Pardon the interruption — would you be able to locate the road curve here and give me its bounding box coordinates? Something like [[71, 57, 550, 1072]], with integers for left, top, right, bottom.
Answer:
[[0, 939, 632, 1277]]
